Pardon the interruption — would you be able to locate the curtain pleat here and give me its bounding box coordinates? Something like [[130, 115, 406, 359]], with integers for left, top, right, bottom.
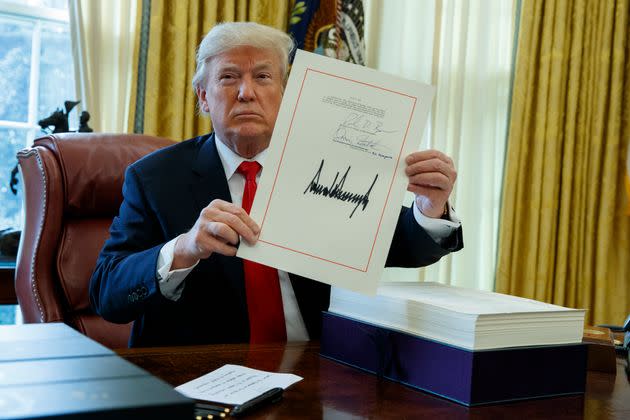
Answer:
[[422, 0, 515, 291], [497, 0, 630, 325], [69, 0, 138, 133], [364, 0, 516, 290]]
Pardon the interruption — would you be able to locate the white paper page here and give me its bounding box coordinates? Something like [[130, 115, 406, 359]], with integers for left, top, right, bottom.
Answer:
[[237, 50, 435, 295], [352, 282, 585, 315], [175, 364, 302, 405]]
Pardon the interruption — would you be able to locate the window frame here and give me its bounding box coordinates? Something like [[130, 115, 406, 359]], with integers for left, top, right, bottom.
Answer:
[[0, 0, 75, 234], [0, 0, 71, 145]]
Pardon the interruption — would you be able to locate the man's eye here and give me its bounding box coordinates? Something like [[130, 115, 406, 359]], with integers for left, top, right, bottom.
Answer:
[[257, 73, 271, 80], [220, 74, 235, 80]]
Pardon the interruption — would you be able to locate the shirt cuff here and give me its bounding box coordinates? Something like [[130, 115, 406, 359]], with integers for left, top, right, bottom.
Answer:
[[157, 235, 198, 301], [412, 200, 461, 246]]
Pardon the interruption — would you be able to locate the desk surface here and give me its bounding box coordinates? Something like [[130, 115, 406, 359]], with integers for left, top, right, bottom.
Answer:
[[117, 342, 630, 419]]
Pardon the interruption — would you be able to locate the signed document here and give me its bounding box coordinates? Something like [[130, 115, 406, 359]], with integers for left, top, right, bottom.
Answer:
[[237, 50, 435, 294], [175, 364, 302, 405]]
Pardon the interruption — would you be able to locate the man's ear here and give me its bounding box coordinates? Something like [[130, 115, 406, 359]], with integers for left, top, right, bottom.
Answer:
[[196, 87, 210, 113]]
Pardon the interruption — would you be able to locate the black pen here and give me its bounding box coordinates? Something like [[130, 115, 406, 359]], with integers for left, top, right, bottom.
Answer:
[[230, 387, 284, 417]]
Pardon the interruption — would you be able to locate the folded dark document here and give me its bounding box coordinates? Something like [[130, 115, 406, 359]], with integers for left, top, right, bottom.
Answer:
[[0, 323, 193, 419], [0, 355, 145, 387], [0, 376, 191, 420], [320, 311, 587, 406], [0, 323, 111, 362]]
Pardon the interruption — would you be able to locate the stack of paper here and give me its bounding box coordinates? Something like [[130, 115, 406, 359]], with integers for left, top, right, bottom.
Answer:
[[329, 282, 585, 350]]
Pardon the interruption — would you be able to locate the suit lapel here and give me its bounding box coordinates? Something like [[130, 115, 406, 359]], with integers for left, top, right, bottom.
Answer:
[[191, 133, 232, 212], [190, 134, 248, 330]]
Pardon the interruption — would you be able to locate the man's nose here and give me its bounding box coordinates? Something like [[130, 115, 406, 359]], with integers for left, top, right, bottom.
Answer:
[[237, 77, 256, 102]]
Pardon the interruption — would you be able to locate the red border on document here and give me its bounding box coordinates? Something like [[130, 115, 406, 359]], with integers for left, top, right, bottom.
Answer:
[[258, 67, 417, 273]]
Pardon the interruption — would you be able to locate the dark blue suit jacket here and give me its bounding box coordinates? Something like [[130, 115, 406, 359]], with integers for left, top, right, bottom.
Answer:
[[90, 134, 463, 347]]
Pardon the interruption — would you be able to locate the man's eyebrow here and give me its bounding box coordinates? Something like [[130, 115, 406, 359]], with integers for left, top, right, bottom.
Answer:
[[215, 61, 276, 73], [215, 64, 241, 73], [252, 61, 275, 71]]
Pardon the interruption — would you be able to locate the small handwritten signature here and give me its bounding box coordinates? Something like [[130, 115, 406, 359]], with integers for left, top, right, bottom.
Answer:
[[332, 112, 395, 155], [304, 159, 378, 218]]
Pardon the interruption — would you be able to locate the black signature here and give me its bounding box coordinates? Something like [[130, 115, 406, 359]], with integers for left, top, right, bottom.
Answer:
[[341, 112, 394, 135], [304, 159, 378, 218], [332, 112, 395, 154]]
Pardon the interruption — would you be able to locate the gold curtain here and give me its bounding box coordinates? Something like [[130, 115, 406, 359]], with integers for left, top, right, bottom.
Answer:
[[128, 0, 291, 140], [497, 0, 630, 325]]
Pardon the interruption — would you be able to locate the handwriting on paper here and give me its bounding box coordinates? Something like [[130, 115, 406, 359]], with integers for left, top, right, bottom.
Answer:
[[304, 159, 378, 218], [175, 364, 302, 405], [331, 112, 396, 159]]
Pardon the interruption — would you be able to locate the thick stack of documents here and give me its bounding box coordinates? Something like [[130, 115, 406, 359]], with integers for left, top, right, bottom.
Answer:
[[321, 282, 588, 406], [328, 282, 586, 350]]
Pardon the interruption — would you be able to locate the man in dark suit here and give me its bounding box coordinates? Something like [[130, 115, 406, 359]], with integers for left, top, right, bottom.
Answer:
[[90, 22, 463, 347]]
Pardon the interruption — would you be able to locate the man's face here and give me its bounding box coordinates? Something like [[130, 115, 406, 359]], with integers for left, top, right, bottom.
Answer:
[[197, 46, 284, 158]]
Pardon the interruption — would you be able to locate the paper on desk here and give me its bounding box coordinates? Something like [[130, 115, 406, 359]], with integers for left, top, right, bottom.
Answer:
[[237, 49, 435, 295], [174, 364, 302, 405]]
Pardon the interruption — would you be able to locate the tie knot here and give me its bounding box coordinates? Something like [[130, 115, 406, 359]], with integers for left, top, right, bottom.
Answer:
[[237, 161, 261, 181]]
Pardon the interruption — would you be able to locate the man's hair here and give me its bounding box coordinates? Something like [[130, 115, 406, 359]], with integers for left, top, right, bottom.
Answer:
[[192, 22, 295, 95]]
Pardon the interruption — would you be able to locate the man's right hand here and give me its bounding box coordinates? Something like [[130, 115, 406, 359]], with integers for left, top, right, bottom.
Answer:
[[172, 199, 259, 269]]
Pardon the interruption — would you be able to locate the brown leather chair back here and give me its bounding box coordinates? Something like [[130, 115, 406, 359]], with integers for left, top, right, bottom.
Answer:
[[16, 133, 175, 348]]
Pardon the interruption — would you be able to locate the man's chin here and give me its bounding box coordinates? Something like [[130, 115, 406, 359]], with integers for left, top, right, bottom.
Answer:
[[229, 125, 272, 143], [221, 127, 272, 157]]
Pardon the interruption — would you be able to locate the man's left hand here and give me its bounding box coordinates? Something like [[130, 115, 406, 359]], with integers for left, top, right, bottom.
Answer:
[[405, 150, 457, 218]]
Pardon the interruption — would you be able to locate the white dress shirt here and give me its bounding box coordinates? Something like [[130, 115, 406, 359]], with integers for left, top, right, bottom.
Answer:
[[156, 136, 460, 341]]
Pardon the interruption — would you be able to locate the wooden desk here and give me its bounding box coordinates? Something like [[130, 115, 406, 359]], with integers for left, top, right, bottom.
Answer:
[[117, 342, 630, 419]]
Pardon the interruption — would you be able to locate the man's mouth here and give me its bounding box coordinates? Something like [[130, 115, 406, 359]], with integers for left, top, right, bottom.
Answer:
[[234, 112, 262, 119]]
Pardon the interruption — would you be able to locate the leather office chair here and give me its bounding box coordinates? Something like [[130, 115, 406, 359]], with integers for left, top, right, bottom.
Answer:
[[16, 133, 175, 348]]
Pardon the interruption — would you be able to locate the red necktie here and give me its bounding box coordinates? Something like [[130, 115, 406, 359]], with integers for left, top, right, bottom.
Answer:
[[237, 161, 287, 343]]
